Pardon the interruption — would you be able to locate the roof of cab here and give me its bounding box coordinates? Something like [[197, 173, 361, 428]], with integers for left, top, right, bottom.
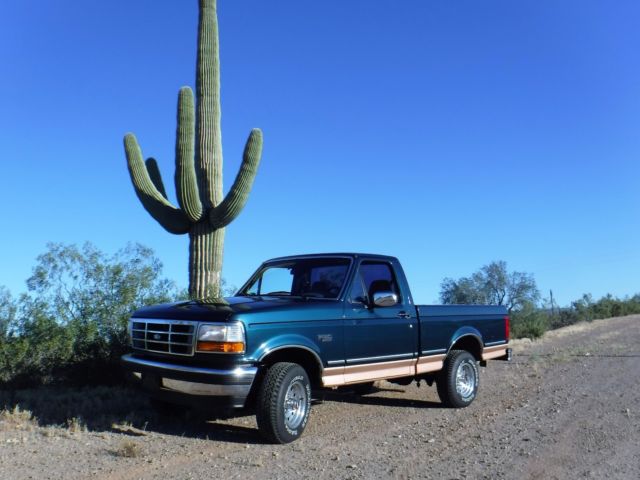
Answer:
[[264, 253, 399, 263]]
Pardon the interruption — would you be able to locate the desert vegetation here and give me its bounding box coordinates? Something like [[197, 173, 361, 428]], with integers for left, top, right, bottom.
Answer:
[[0, 243, 183, 388], [440, 260, 640, 339], [1, 244, 637, 396]]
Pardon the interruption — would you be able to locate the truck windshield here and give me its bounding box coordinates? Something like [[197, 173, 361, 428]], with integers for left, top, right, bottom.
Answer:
[[241, 258, 351, 299]]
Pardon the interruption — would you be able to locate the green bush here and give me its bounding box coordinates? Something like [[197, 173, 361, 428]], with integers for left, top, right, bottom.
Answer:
[[548, 293, 640, 331], [0, 243, 183, 388], [510, 302, 548, 339]]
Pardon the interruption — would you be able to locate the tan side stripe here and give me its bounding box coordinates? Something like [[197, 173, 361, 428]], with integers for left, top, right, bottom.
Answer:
[[483, 344, 507, 353], [482, 344, 508, 361], [322, 366, 345, 387], [323, 355, 444, 387], [322, 358, 415, 386], [415, 354, 446, 374], [323, 345, 509, 387], [343, 358, 415, 385]]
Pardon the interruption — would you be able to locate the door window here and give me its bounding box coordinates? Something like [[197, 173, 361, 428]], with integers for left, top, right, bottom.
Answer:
[[357, 262, 401, 301]]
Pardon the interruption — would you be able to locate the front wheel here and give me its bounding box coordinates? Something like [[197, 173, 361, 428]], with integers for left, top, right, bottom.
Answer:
[[436, 350, 479, 408], [256, 362, 311, 444]]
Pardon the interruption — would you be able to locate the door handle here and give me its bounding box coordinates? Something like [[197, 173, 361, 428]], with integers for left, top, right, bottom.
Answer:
[[397, 311, 411, 319]]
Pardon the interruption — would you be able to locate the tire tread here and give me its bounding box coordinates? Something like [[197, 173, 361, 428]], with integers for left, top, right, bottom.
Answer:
[[437, 349, 478, 408], [256, 362, 308, 444]]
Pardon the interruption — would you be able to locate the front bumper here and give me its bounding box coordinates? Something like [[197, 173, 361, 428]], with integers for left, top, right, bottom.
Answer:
[[121, 354, 257, 408]]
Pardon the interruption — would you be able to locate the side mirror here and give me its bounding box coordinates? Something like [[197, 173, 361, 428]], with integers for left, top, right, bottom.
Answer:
[[373, 291, 398, 307]]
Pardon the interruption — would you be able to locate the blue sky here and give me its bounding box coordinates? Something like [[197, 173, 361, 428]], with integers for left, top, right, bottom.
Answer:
[[1, 0, 638, 306]]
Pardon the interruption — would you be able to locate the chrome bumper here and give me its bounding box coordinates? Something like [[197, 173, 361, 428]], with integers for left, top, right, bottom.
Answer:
[[121, 354, 257, 406]]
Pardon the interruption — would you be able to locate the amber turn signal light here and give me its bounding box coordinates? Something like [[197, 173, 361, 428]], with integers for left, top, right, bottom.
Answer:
[[196, 341, 245, 353]]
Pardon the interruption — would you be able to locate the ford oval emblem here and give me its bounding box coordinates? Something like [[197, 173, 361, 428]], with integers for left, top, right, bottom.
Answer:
[[153, 333, 161, 340]]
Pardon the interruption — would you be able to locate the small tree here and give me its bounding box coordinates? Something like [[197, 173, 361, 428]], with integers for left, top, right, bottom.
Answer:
[[440, 260, 540, 313]]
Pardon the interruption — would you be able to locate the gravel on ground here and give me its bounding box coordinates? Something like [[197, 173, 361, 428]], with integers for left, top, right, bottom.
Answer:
[[1, 315, 638, 479]]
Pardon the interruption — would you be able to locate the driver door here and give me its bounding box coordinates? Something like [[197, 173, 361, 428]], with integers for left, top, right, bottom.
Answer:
[[342, 260, 417, 382]]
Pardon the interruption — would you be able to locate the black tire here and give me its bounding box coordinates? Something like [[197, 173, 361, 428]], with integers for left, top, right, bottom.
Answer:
[[256, 362, 311, 444], [352, 381, 376, 396], [436, 350, 479, 408]]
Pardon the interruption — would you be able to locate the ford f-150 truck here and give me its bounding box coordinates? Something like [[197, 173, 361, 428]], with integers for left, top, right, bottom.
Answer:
[[122, 253, 511, 443]]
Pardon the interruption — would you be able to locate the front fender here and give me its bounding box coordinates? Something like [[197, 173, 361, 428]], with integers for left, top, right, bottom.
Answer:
[[250, 334, 323, 365]]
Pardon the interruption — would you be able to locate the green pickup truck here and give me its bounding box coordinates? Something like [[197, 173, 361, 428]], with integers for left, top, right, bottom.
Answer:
[[122, 253, 511, 443]]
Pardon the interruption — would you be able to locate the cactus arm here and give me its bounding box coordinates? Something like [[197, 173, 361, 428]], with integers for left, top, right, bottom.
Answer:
[[209, 128, 263, 229], [145, 158, 169, 200], [175, 87, 203, 223], [124, 133, 190, 234]]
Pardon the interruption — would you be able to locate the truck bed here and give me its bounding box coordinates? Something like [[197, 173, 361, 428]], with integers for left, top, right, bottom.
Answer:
[[416, 304, 509, 355]]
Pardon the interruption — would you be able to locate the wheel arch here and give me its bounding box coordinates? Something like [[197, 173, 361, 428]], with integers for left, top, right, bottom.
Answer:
[[258, 345, 323, 388], [448, 329, 483, 361]]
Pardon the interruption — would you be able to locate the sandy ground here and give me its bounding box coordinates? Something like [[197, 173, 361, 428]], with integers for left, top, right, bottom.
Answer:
[[1, 314, 639, 479]]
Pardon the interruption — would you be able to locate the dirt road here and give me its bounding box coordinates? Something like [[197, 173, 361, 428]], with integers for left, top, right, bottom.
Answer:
[[1, 315, 639, 479]]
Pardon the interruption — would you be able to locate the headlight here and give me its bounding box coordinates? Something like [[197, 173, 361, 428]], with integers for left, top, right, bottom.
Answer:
[[196, 323, 245, 354]]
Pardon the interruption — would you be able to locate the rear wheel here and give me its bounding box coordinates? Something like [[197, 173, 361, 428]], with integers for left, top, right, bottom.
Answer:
[[256, 362, 311, 444], [436, 350, 479, 408]]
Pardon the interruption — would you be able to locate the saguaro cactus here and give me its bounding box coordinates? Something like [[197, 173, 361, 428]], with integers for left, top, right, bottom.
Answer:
[[124, 0, 263, 300]]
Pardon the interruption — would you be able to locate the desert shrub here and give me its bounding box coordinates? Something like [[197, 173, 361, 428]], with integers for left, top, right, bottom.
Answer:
[[114, 440, 142, 458], [0, 405, 37, 431], [589, 293, 640, 320], [510, 302, 548, 339], [549, 293, 640, 330], [0, 243, 183, 388], [549, 308, 579, 329]]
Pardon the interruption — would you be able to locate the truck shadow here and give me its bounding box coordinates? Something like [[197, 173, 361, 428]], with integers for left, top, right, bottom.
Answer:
[[111, 410, 265, 444], [0, 385, 265, 444], [317, 387, 445, 409], [1, 384, 444, 445]]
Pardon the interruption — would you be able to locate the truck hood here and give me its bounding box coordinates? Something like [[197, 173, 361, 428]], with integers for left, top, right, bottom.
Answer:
[[131, 296, 335, 322]]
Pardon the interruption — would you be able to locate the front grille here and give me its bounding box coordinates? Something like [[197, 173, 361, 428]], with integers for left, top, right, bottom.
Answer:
[[130, 319, 197, 356]]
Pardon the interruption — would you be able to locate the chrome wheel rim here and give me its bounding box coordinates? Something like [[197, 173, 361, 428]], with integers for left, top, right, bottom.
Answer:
[[284, 381, 307, 430], [455, 362, 476, 399]]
